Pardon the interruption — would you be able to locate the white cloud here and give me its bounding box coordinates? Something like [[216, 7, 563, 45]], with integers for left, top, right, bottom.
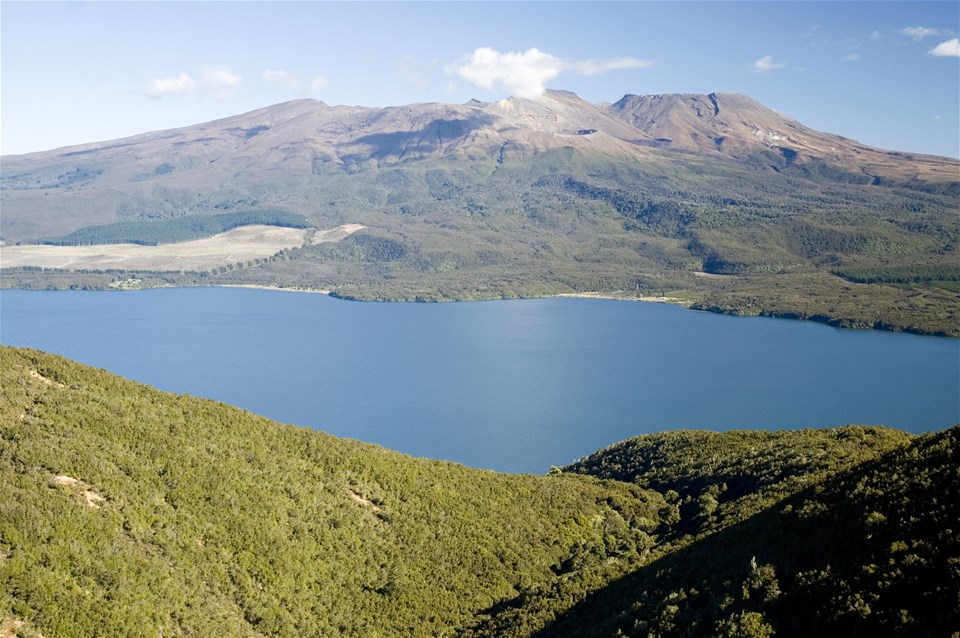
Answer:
[[843, 53, 861, 62], [144, 67, 242, 99], [450, 47, 651, 99], [453, 47, 564, 99], [869, 30, 883, 41], [751, 55, 786, 73], [568, 56, 652, 75], [145, 73, 197, 97], [930, 38, 960, 57], [902, 26, 940, 41]]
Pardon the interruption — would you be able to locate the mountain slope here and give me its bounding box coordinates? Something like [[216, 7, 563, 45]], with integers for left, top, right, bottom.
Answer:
[[2, 90, 959, 335], [464, 426, 923, 636], [529, 425, 960, 637], [564, 427, 915, 535], [604, 93, 959, 187]]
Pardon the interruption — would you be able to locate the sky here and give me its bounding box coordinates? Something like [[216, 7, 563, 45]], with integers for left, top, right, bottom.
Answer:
[[1, 1, 958, 158]]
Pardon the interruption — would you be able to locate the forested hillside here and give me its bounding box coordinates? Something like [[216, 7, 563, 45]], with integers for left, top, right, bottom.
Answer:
[[1, 346, 955, 637], [33, 210, 309, 246], [0, 346, 666, 637], [527, 427, 960, 637]]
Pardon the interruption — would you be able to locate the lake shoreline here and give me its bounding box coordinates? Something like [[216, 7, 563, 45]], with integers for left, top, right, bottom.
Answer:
[[217, 283, 334, 295], [215, 284, 695, 307], [551, 291, 694, 307], [3, 286, 956, 474], [2, 278, 956, 338], [239, 285, 957, 338], [209, 285, 959, 338]]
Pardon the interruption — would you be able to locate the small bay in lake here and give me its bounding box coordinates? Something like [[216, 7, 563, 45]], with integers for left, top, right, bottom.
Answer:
[[1, 287, 957, 474]]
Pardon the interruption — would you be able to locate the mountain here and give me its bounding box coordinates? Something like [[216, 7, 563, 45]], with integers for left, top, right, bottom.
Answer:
[[2, 90, 959, 334], [604, 93, 958, 185], [2, 346, 955, 637]]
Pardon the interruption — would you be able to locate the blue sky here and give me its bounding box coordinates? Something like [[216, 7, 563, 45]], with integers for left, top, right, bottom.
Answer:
[[2, 1, 958, 157]]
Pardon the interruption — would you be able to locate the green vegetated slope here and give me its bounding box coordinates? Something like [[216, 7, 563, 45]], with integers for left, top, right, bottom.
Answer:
[[0, 346, 666, 637], [479, 428, 960, 637], [173, 152, 960, 336], [565, 428, 917, 535], [1, 346, 956, 637]]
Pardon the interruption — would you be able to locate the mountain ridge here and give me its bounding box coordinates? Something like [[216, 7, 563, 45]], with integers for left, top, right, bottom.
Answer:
[[5, 89, 957, 164]]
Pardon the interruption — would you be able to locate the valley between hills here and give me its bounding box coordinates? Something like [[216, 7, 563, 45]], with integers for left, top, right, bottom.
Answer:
[[2, 90, 958, 335], [1, 346, 958, 637]]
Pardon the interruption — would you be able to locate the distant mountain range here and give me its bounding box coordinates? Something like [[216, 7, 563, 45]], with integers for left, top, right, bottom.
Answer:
[[2, 90, 958, 333]]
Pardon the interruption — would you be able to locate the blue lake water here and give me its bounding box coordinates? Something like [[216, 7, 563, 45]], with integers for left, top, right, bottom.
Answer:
[[1, 287, 957, 474]]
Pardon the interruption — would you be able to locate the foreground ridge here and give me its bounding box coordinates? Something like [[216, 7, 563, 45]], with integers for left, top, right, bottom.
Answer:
[[2, 346, 955, 636]]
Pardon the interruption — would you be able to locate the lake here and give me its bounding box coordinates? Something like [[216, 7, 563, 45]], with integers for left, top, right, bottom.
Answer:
[[1, 287, 957, 474]]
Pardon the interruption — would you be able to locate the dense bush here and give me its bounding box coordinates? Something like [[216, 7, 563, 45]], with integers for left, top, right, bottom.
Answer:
[[0, 346, 665, 637], [3, 347, 953, 636], [32, 210, 309, 246]]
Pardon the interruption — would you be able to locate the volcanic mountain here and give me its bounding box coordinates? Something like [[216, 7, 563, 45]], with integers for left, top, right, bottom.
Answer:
[[605, 92, 958, 184], [2, 90, 958, 334]]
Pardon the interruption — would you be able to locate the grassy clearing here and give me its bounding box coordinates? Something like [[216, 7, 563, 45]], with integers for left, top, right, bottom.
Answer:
[[0, 224, 364, 273]]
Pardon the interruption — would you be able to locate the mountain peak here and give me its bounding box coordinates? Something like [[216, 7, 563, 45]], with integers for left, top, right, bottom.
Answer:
[[604, 91, 862, 163]]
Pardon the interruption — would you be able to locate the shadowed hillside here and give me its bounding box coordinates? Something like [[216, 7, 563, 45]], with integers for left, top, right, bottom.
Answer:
[[527, 426, 960, 637]]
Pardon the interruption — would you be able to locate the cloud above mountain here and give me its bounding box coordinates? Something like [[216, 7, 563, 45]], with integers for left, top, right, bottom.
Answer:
[[145, 67, 328, 99], [750, 55, 786, 73], [261, 69, 329, 94], [145, 73, 197, 97], [450, 47, 650, 99], [930, 38, 960, 57], [901, 26, 940, 41], [145, 67, 243, 98]]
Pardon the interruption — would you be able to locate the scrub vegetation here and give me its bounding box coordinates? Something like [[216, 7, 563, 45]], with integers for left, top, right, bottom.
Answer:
[[2, 346, 956, 637]]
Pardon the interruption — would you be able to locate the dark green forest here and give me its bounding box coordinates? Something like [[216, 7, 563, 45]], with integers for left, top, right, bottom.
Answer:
[[1, 346, 957, 637], [28, 210, 309, 246], [832, 264, 960, 286]]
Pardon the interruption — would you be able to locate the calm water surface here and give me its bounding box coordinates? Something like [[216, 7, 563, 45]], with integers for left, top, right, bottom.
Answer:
[[2, 287, 957, 473]]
